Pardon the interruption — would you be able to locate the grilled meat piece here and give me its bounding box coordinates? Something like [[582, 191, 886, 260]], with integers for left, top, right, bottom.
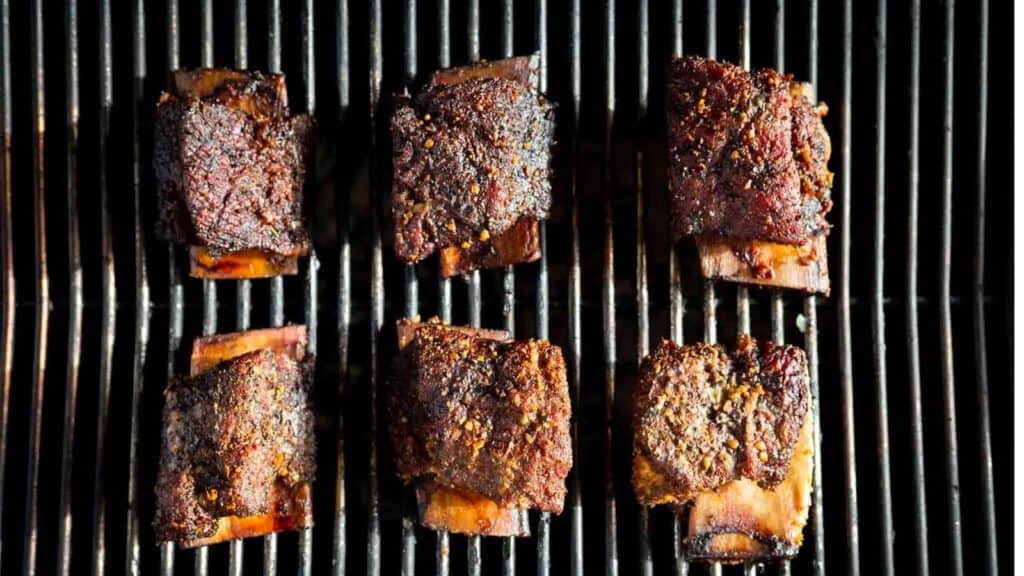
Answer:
[[388, 319, 572, 535], [154, 326, 315, 547], [632, 335, 811, 562], [391, 55, 554, 274], [632, 335, 809, 506], [155, 68, 313, 259], [666, 56, 832, 245]]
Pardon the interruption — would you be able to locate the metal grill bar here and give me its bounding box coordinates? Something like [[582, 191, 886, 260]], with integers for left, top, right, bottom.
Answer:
[[669, 1, 687, 573], [230, 1, 251, 572], [126, 0, 152, 572], [534, 1, 551, 574], [24, 0, 50, 571], [0, 0, 10, 571], [268, 0, 285, 328], [58, 0, 83, 572], [465, 3, 483, 574], [264, 0, 284, 570], [433, 2, 451, 574], [635, 0, 651, 566], [401, 0, 418, 572], [95, 2, 117, 569], [498, 2, 516, 573], [299, 2, 318, 573], [703, 3, 719, 576], [196, 1, 215, 573], [837, 0, 861, 571], [770, 4, 792, 576], [567, 0, 584, 573], [938, 1, 963, 574], [871, 1, 895, 573], [972, 0, 998, 572], [159, 1, 182, 574], [804, 1, 826, 572], [602, 2, 618, 576], [771, 0, 785, 342], [738, 4, 756, 574], [735, 0, 750, 336], [335, 0, 351, 574], [367, 0, 384, 573]]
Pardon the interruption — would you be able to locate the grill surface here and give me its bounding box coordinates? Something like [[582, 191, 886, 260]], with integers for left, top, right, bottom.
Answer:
[[0, 0, 1012, 575]]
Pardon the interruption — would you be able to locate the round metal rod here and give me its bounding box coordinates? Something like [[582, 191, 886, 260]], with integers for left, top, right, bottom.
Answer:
[[499, 2, 516, 574], [299, 1, 317, 573], [805, 1, 826, 572], [938, 0, 963, 573], [435, 2, 452, 572], [568, 1, 584, 574], [534, 4, 550, 574], [401, 1, 419, 574], [972, 0, 998, 572], [603, 1, 619, 576], [265, 0, 284, 572], [872, 0, 895, 573], [91, 2, 116, 569], [126, 0, 152, 573], [0, 0, 12, 570], [24, 1, 50, 573], [196, 3, 215, 571], [368, 2, 384, 574], [230, 1, 250, 573], [335, 0, 351, 573], [58, 0, 83, 573], [465, 4, 483, 574], [669, 3, 687, 573], [735, 0, 750, 336], [837, 0, 861, 571], [635, 0, 652, 574]]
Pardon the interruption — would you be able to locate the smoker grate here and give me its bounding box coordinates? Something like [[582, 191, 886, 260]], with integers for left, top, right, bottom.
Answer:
[[0, 0, 1011, 575]]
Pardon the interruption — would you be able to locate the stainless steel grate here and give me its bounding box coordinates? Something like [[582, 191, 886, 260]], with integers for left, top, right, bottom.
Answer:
[[0, 0, 1011, 575]]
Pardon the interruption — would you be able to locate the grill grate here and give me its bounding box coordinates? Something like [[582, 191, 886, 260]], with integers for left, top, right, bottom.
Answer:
[[0, 0, 1012, 575]]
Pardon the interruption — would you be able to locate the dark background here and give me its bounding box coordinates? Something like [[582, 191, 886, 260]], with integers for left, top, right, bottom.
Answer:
[[0, 0, 1012, 574]]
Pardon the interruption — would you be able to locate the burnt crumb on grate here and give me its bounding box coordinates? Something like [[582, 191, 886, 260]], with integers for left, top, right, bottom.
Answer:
[[153, 348, 316, 546], [154, 68, 313, 258], [666, 56, 832, 245], [391, 56, 554, 275], [387, 319, 572, 531]]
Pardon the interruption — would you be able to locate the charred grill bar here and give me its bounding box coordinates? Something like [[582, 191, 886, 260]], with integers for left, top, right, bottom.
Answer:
[[0, 1, 1007, 575]]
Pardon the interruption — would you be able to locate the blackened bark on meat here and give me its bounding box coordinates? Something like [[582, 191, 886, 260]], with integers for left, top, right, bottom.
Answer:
[[391, 56, 554, 270], [666, 56, 832, 245], [153, 349, 316, 545], [632, 335, 809, 506], [388, 320, 572, 514], [155, 68, 313, 258]]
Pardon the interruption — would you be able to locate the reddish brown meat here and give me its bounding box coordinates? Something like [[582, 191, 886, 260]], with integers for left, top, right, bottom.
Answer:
[[632, 335, 809, 507], [391, 56, 554, 271], [388, 319, 572, 516], [666, 56, 832, 245], [155, 68, 313, 258], [154, 346, 315, 546]]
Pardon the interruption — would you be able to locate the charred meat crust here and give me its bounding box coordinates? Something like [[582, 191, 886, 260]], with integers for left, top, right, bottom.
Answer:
[[391, 56, 554, 269], [388, 320, 572, 514], [155, 68, 313, 258], [666, 56, 832, 245], [632, 335, 809, 506], [153, 349, 316, 544]]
